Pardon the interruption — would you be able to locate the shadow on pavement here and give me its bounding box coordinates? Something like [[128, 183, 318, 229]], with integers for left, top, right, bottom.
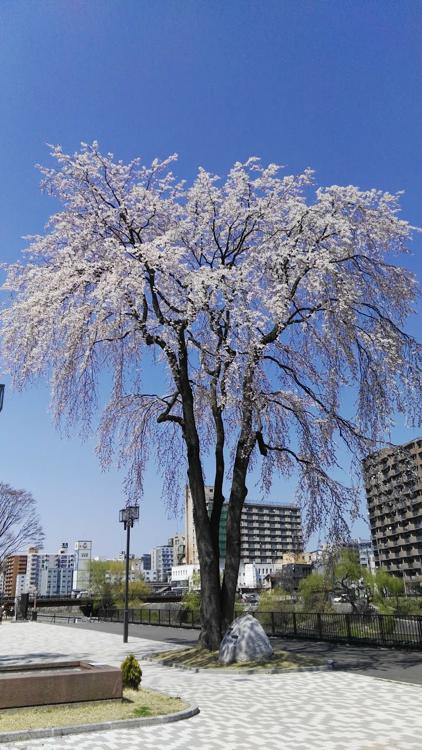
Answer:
[[272, 637, 422, 684], [0, 652, 68, 664]]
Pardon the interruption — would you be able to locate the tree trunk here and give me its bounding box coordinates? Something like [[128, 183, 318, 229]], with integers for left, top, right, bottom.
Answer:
[[210, 410, 225, 561], [184, 455, 223, 649], [220, 373, 256, 632], [178, 334, 223, 650], [221, 451, 250, 631]]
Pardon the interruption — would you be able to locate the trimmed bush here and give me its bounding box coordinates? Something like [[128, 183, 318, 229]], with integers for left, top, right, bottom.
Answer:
[[121, 654, 142, 690]]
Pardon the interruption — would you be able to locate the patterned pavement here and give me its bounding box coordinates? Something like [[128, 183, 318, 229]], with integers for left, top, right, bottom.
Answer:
[[1, 621, 422, 749]]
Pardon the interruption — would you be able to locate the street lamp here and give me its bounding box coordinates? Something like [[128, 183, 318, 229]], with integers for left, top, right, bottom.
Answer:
[[119, 504, 139, 643], [0, 385, 5, 413]]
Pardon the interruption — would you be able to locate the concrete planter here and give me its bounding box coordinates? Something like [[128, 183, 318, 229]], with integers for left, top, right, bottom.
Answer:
[[0, 661, 122, 709]]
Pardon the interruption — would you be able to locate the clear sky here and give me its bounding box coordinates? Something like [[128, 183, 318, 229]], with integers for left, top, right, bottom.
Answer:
[[0, 0, 421, 558]]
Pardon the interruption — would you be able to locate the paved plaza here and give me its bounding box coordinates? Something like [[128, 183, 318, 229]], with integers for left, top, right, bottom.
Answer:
[[1, 622, 422, 749]]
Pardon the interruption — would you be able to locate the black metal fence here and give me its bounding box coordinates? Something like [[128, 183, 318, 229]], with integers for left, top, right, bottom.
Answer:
[[34, 612, 91, 624], [255, 610, 422, 648], [96, 608, 422, 648], [98, 607, 202, 629]]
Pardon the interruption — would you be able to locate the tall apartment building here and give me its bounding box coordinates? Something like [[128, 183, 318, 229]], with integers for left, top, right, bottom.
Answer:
[[185, 485, 303, 565], [3, 543, 77, 598], [363, 437, 422, 581], [150, 544, 174, 582], [37, 543, 75, 597], [3, 554, 27, 597]]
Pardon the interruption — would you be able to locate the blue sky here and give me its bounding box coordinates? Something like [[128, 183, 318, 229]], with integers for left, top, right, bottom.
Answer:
[[1, 1, 421, 557]]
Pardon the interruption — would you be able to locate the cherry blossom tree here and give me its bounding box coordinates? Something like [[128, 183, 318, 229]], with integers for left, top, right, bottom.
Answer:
[[2, 143, 421, 648]]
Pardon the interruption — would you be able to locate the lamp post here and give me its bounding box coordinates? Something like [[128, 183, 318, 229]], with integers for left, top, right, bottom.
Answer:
[[119, 504, 139, 643], [0, 384, 5, 413]]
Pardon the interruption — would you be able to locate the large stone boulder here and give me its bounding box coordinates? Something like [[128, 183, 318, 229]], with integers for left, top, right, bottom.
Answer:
[[219, 613, 273, 665]]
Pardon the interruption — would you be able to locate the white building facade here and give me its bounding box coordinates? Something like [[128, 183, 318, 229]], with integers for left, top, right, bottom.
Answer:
[[237, 562, 279, 589], [357, 539, 376, 572], [72, 540, 92, 592], [171, 561, 281, 591], [38, 543, 75, 597], [171, 564, 200, 589], [11, 544, 76, 598]]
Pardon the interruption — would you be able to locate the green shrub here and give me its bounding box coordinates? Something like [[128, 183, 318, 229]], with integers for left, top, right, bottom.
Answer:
[[181, 590, 201, 611], [298, 573, 332, 612], [121, 654, 142, 690], [374, 599, 395, 616]]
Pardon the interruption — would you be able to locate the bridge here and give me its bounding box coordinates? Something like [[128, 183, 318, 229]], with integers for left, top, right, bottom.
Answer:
[[1, 594, 182, 609]]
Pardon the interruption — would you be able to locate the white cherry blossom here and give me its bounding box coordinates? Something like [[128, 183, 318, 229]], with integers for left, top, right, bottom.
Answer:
[[2, 143, 421, 648]]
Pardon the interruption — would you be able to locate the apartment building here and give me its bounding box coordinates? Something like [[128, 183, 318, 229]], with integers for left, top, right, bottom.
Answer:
[[185, 485, 303, 565], [363, 437, 422, 581], [37, 543, 75, 597], [150, 544, 174, 582], [240, 502, 303, 562], [3, 554, 27, 598], [3, 543, 77, 598]]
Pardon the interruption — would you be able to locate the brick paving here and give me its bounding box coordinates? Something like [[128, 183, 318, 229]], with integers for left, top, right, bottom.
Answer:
[[1, 621, 421, 749]]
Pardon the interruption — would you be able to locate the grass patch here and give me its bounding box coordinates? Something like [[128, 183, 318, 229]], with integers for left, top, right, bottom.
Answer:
[[150, 646, 324, 670], [0, 689, 187, 733]]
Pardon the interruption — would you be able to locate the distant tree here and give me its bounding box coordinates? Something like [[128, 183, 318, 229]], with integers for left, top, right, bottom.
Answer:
[[258, 588, 290, 610], [113, 578, 151, 608], [300, 553, 409, 614], [299, 572, 331, 611], [332, 550, 372, 612], [89, 560, 116, 609], [107, 559, 127, 579], [369, 568, 404, 613], [2, 144, 422, 648], [90, 559, 150, 609], [0, 483, 44, 566], [182, 589, 201, 612]]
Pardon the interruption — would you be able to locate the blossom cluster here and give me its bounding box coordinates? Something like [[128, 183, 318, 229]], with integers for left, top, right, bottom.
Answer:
[[2, 143, 421, 536]]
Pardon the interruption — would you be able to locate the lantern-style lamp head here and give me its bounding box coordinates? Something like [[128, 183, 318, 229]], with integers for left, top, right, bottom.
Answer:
[[119, 504, 139, 529]]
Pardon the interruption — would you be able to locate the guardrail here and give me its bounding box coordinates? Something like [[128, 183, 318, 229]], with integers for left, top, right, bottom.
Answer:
[[96, 608, 422, 648]]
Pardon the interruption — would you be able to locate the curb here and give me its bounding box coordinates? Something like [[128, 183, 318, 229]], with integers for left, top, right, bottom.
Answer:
[[330, 659, 375, 670], [0, 703, 200, 744], [143, 653, 334, 675], [339, 672, 422, 688]]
